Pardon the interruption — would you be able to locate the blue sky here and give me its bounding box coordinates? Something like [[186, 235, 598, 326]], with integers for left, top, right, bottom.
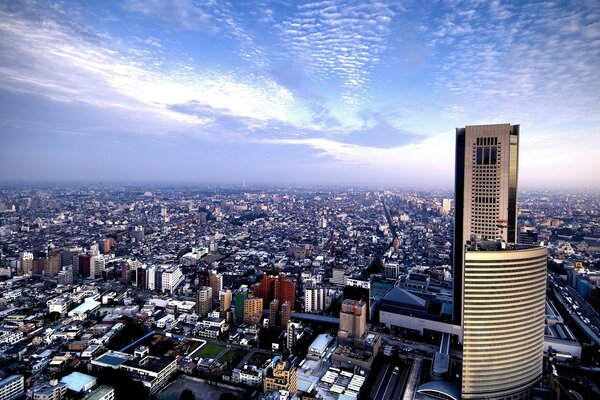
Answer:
[[0, 0, 599, 188]]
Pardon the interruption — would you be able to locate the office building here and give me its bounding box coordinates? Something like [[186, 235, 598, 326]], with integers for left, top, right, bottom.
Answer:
[[196, 286, 212, 317], [454, 124, 547, 399], [462, 244, 547, 399], [338, 299, 366, 340], [333, 299, 381, 371], [453, 124, 520, 325]]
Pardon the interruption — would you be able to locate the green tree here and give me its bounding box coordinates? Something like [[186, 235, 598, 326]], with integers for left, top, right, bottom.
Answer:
[[180, 389, 195, 400]]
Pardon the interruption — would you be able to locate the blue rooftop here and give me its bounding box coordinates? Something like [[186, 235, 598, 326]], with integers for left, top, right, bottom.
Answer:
[[60, 372, 97, 392]]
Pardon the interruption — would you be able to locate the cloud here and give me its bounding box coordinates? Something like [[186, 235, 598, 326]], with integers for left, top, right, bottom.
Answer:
[[429, 0, 600, 126], [275, 0, 400, 108], [0, 5, 295, 129]]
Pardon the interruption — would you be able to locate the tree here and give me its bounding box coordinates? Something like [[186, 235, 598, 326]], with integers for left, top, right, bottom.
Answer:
[[180, 389, 195, 400]]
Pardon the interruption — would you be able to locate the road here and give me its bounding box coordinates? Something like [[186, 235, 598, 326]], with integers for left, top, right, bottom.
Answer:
[[549, 273, 600, 345]]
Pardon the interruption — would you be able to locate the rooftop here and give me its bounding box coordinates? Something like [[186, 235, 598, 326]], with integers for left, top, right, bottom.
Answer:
[[60, 372, 96, 392]]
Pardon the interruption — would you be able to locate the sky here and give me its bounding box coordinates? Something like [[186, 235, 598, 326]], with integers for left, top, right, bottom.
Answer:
[[0, 0, 599, 189]]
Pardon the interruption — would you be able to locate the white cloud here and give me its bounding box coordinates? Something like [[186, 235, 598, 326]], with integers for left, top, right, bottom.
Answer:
[[0, 8, 295, 128]]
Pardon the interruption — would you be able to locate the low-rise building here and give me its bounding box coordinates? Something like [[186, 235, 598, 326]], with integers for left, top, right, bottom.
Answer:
[[26, 380, 68, 400], [263, 360, 297, 395], [0, 375, 24, 400]]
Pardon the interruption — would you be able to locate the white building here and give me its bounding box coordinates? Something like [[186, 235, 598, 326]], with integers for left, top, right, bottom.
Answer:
[[0, 327, 23, 345], [232, 364, 263, 387], [0, 375, 24, 400], [304, 287, 325, 313], [47, 297, 71, 315], [161, 266, 184, 293]]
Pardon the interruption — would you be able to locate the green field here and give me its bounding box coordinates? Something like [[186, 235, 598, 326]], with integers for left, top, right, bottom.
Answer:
[[247, 351, 273, 367], [218, 348, 248, 367], [193, 343, 225, 359]]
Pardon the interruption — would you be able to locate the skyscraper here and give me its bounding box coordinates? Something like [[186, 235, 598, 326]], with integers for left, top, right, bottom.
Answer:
[[453, 123, 520, 325], [454, 124, 547, 399], [462, 244, 547, 399]]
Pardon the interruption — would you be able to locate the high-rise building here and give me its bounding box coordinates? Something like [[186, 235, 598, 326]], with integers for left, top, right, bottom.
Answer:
[[304, 287, 325, 313], [20, 252, 33, 276], [254, 274, 296, 309], [44, 249, 62, 277], [210, 273, 223, 301], [338, 299, 366, 340], [453, 124, 520, 325], [281, 301, 291, 328], [269, 299, 280, 327], [454, 124, 547, 399], [461, 244, 547, 399], [219, 289, 232, 312], [243, 296, 263, 325], [234, 288, 248, 323], [78, 253, 92, 278], [196, 286, 212, 317]]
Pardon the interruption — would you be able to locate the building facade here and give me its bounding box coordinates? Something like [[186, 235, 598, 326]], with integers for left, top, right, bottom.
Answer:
[[454, 124, 520, 325], [454, 124, 547, 399], [196, 286, 212, 317], [0, 375, 24, 400], [462, 245, 547, 399]]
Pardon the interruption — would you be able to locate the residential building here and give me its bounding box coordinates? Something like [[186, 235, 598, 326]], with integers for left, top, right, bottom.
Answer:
[[0, 375, 24, 400], [196, 286, 212, 317], [263, 360, 297, 395]]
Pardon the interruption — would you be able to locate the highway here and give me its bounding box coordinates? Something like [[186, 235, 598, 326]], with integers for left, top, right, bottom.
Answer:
[[549, 273, 600, 345]]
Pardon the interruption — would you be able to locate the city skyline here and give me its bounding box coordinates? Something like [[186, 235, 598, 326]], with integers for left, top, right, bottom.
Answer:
[[0, 1, 599, 188]]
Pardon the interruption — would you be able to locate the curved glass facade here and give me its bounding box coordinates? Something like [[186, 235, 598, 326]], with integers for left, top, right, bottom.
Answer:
[[462, 246, 547, 400]]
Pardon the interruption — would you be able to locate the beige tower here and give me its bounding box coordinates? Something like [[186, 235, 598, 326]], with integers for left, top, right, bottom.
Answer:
[[462, 245, 547, 399], [243, 296, 263, 325], [338, 299, 366, 340], [219, 289, 232, 312], [454, 123, 520, 325], [196, 286, 212, 317], [210, 273, 223, 301]]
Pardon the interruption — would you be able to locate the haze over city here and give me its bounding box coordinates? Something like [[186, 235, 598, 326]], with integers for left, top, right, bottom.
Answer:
[[1, 0, 599, 188]]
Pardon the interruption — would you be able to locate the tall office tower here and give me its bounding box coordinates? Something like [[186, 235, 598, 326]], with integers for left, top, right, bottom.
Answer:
[[462, 244, 547, 399], [196, 286, 212, 317], [453, 124, 520, 325], [210, 273, 223, 301], [454, 124, 547, 399], [338, 299, 367, 341]]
